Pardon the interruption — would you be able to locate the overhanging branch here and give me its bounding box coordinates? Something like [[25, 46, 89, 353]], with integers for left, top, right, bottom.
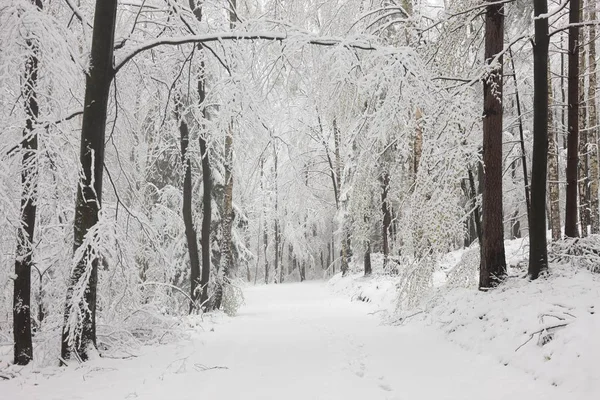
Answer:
[[113, 31, 378, 74]]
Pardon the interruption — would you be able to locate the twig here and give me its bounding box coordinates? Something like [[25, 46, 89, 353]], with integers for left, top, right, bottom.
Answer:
[[194, 363, 228, 371], [515, 323, 569, 352]]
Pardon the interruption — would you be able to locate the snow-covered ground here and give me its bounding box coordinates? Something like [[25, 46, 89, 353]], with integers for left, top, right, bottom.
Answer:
[[1, 281, 589, 399], [330, 238, 600, 397]]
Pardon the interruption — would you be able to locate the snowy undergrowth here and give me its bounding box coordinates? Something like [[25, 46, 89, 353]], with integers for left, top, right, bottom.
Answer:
[[329, 237, 600, 394]]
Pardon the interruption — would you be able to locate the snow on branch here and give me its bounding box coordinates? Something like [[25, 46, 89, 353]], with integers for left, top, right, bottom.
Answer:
[[114, 31, 380, 73]]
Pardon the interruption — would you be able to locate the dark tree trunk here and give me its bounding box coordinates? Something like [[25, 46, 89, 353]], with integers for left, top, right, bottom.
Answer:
[[381, 172, 391, 268], [176, 103, 201, 313], [260, 159, 269, 284], [364, 242, 372, 276], [274, 145, 281, 283], [565, 0, 581, 238], [199, 133, 211, 308], [61, 0, 118, 362], [468, 167, 482, 245], [189, 0, 212, 311], [480, 1, 507, 289], [13, 0, 42, 365], [508, 48, 531, 224], [529, 0, 550, 280]]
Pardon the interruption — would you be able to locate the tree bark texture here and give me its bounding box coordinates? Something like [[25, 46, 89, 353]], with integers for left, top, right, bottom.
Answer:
[[548, 63, 562, 241], [61, 0, 118, 362], [589, 0, 599, 234], [13, 0, 43, 365], [529, 0, 550, 280], [578, 2, 588, 237], [565, 0, 581, 238], [176, 104, 201, 313], [480, 1, 507, 289]]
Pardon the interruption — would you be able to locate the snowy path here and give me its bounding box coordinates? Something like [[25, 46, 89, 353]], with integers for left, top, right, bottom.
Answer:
[[3, 282, 583, 400]]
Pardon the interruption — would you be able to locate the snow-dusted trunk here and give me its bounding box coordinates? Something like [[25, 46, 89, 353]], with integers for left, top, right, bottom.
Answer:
[[413, 108, 423, 178], [214, 122, 234, 308], [548, 63, 562, 242], [214, 0, 237, 308], [188, 0, 212, 310], [261, 159, 269, 284], [333, 118, 348, 275], [529, 0, 550, 279], [199, 130, 211, 307], [565, 0, 581, 238], [509, 49, 531, 223], [381, 172, 391, 268], [364, 241, 372, 276], [578, 2, 588, 237], [13, 0, 42, 366], [589, 0, 599, 234], [274, 147, 281, 283], [480, 0, 506, 289], [177, 102, 201, 312], [61, 0, 118, 362]]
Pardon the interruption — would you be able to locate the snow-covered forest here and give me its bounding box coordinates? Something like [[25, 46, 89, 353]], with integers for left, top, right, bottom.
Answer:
[[1, 0, 599, 398]]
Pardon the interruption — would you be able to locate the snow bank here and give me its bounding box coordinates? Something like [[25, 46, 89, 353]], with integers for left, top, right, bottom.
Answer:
[[329, 238, 600, 394]]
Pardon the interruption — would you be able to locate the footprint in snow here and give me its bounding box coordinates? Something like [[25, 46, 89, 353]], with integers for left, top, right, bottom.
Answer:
[[378, 376, 393, 391]]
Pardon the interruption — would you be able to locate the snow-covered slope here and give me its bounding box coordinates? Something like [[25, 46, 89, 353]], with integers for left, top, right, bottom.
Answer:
[[329, 239, 600, 396]]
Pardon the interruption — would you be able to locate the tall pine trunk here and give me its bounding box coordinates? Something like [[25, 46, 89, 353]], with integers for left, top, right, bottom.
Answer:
[[364, 242, 372, 276], [13, 0, 43, 365], [529, 0, 550, 279], [578, 1, 588, 236], [214, 0, 237, 307], [480, 1, 507, 289], [589, 0, 599, 233], [188, 0, 212, 311], [176, 101, 201, 313], [381, 172, 391, 268], [61, 0, 118, 362], [548, 63, 562, 241], [565, 0, 581, 238]]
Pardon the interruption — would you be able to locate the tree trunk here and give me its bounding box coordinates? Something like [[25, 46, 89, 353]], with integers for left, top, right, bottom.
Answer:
[[413, 108, 423, 177], [589, 0, 599, 234], [509, 48, 531, 223], [13, 0, 42, 365], [480, 1, 507, 289], [213, 0, 237, 308], [199, 128, 211, 309], [274, 145, 281, 283], [61, 0, 118, 363], [176, 102, 201, 313], [261, 159, 269, 284], [214, 122, 234, 308], [333, 118, 349, 275], [189, 0, 211, 311], [565, 0, 581, 238], [529, 0, 550, 280], [548, 63, 562, 241], [381, 172, 391, 268], [578, 1, 588, 237], [364, 242, 372, 276]]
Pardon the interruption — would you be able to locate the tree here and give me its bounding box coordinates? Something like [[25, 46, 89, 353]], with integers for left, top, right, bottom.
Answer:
[[589, 0, 599, 234], [61, 0, 118, 362], [565, 0, 581, 238], [528, 0, 550, 280], [214, 0, 237, 308], [548, 63, 561, 242], [189, 0, 212, 311], [13, 0, 43, 366], [176, 98, 201, 313], [479, 0, 506, 289]]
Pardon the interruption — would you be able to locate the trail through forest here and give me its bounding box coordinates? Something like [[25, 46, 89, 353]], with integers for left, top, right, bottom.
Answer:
[[3, 282, 583, 400]]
